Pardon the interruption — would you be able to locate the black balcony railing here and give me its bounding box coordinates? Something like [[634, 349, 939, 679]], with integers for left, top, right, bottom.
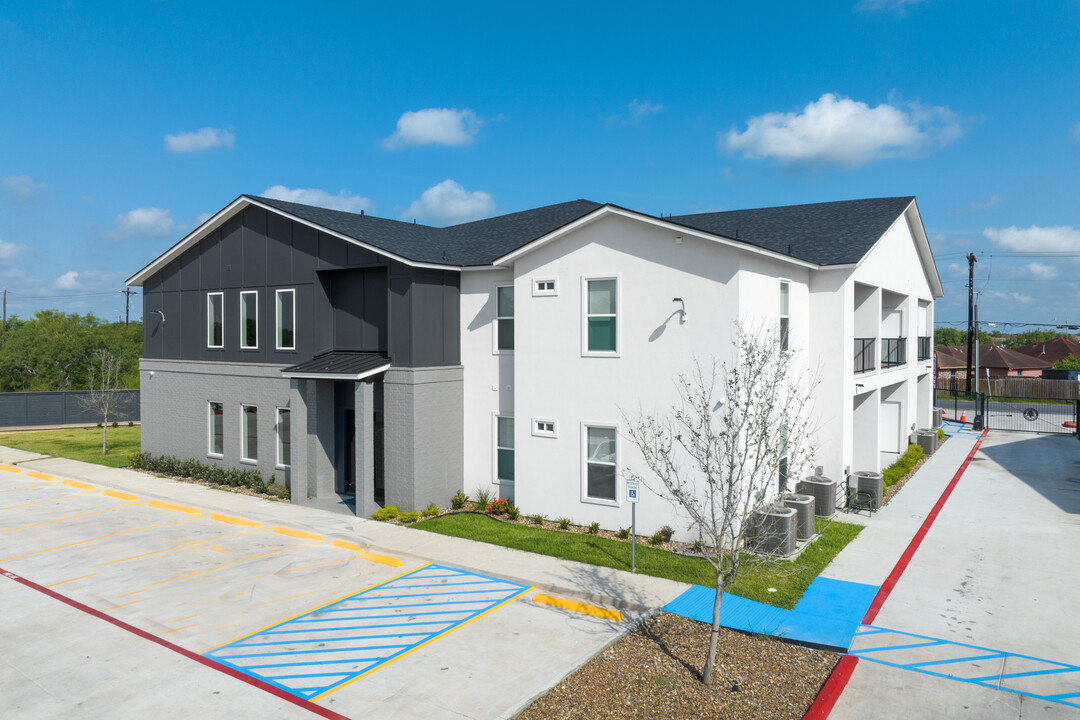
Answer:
[[918, 336, 931, 362], [882, 337, 906, 368], [854, 338, 876, 373]]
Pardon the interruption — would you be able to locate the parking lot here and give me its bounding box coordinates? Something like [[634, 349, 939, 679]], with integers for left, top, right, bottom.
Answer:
[[0, 457, 674, 719]]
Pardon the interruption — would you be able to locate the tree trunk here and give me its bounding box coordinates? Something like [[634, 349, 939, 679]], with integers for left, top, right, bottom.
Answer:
[[702, 572, 724, 685]]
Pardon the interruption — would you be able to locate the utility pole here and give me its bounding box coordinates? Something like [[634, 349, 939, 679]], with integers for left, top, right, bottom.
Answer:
[[965, 253, 977, 395], [2, 288, 6, 334], [119, 288, 137, 326]]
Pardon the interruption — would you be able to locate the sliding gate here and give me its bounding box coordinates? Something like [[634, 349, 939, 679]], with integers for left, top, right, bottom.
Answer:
[[975, 378, 1080, 435]]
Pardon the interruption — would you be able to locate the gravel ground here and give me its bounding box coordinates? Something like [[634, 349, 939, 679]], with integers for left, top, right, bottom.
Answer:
[[517, 611, 839, 720]]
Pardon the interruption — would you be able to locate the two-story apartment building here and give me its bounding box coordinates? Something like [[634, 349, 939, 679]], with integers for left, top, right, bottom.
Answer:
[[127, 194, 942, 539]]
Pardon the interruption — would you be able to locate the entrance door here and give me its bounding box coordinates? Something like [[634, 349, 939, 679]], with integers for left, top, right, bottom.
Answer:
[[880, 401, 902, 454], [344, 409, 356, 494]]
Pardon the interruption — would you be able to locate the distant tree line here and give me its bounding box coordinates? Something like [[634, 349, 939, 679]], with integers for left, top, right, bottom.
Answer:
[[934, 327, 1069, 351], [0, 311, 141, 392]]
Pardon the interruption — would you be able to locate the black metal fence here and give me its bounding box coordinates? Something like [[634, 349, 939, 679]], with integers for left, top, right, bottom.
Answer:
[[0, 390, 140, 428], [936, 376, 1079, 436], [854, 338, 876, 373], [881, 338, 906, 368]]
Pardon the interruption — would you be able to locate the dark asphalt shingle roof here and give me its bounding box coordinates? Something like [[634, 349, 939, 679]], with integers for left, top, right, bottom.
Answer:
[[669, 196, 915, 266], [249, 194, 914, 268], [282, 351, 390, 378]]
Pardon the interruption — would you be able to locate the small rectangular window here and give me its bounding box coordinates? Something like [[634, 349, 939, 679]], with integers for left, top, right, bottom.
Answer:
[[495, 285, 514, 351], [496, 416, 514, 483], [207, 293, 224, 348], [780, 280, 790, 351], [208, 401, 223, 456], [240, 291, 258, 349], [532, 419, 557, 438], [277, 407, 291, 467], [586, 278, 617, 353], [533, 278, 557, 296], [584, 425, 617, 502], [241, 405, 258, 462], [276, 289, 295, 350]]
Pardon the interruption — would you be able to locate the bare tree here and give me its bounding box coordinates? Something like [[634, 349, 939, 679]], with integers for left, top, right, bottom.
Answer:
[[82, 349, 127, 455], [624, 323, 815, 685]]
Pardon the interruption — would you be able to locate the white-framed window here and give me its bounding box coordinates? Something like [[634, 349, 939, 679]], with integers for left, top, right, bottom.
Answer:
[[495, 285, 514, 352], [780, 280, 790, 352], [495, 415, 514, 483], [582, 424, 618, 504], [276, 289, 295, 351], [207, 292, 224, 349], [532, 277, 558, 296], [532, 418, 557, 438], [240, 291, 259, 349], [208, 401, 224, 457], [276, 407, 291, 468], [241, 404, 258, 463], [583, 276, 618, 355]]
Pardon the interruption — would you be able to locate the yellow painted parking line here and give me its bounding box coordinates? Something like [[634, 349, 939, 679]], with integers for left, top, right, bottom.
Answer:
[[45, 573, 97, 587], [156, 623, 199, 636], [101, 598, 146, 612], [210, 513, 261, 528], [63, 479, 95, 490], [0, 501, 150, 534], [94, 527, 267, 567], [203, 562, 430, 653], [102, 489, 139, 502], [531, 593, 623, 621], [0, 515, 205, 561], [0, 464, 22, 474], [149, 500, 201, 515], [166, 613, 202, 624], [272, 526, 322, 541], [330, 540, 366, 553], [0, 491, 99, 510], [359, 551, 403, 567], [311, 582, 534, 702], [26, 471, 55, 481], [0, 482, 52, 494]]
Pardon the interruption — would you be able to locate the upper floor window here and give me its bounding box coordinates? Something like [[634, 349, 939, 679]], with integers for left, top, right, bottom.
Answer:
[[585, 277, 618, 354], [240, 291, 258, 349], [780, 280, 790, 351], [495, 285, 514, 352], [276, 289, 295, 351], [207, 293, 224, 349], [533, 278, 558, 296]]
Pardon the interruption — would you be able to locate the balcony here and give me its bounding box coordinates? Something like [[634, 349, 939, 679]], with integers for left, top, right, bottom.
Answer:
[[854, 338, 876, 373], [881, 338, 906, 368], [918, 336, 931, 362]]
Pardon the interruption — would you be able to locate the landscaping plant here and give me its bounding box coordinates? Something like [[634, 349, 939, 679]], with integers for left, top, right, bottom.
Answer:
[[399, 511, 420, 524], [473, 488, 491, 512], [373, 506, 400, 522], [451, 491, 469, 510], [422, 503, 440, 517]]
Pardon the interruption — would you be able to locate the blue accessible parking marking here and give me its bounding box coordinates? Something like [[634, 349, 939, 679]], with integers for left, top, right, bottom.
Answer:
[[851, 625, 1080, 709], [205, 563, 531, 701]]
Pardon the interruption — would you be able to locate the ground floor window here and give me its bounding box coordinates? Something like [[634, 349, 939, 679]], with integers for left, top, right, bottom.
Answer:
[[496, 416, 514, 483], [241, 405, 258, 462], [208, 401, 223, 456], [584, 425, 617, 502], [277, 408, 291, 467]]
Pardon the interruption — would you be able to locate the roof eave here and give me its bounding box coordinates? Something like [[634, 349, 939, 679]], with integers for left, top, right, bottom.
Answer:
[[281, 362, 392, 381]]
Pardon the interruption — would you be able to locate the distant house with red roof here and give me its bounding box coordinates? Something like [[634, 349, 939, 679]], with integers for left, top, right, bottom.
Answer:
[[1011, 337, 1080, 367], [935, 344, 1053, 379]]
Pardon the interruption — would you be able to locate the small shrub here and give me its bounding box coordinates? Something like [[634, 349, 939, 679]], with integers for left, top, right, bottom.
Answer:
[[883, 444, 925, 489], [136, 453, 269, 494], [422, 503, 440, 517], [588, 522, 600, 535], [128, 420, 134, 427], [489, 497, 511, 515], [97, 422, 103, 428], [128, 451, 142, 469], [111, 420, 119, 428], [557, 517, 570, 531], [372, 506, 400, 522], [530, 514, 545, 525], [937, 427, 945, 441], [692, 540, 704, 553], [474, 488, 491, 512], [451, 491, 469, 510], [506, 506, 520, 521], [649, 530, 666, 545], [617, 527, 630, 540], [266, 482, 290, 500], [399, 511, 419, 524]]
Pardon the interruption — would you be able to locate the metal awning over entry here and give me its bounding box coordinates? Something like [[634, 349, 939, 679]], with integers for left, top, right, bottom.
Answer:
[[281, 352, 390, 381]]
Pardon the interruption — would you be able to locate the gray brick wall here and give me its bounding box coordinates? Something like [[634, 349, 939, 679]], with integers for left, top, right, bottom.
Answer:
[[140, 359, 292, 488]]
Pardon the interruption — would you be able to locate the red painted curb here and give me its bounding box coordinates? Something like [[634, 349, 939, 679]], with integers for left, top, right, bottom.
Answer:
[[803, 655, 859, 720], [0, 567, 352, 720]]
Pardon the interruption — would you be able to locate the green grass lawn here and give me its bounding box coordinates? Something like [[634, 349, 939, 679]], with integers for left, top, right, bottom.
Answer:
[[412, 513, 862, 609], [0, 425, 141, 468]]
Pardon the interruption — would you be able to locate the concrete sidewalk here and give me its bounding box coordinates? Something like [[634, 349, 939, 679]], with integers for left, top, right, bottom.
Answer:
[[0, 446, 688, 613]]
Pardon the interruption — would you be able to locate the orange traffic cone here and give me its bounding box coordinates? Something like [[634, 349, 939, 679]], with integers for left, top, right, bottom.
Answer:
[[960, 410, 967, 423]]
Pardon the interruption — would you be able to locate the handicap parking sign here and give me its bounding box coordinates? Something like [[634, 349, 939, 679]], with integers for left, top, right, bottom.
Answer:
[[626, 478, 640, 503]]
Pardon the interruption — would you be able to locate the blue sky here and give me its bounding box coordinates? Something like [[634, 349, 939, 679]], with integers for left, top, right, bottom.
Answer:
[[1, 1, 1078, 330]]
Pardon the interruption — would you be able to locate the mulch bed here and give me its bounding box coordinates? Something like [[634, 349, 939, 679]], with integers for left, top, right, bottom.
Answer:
[[517, 611, 839, 720]]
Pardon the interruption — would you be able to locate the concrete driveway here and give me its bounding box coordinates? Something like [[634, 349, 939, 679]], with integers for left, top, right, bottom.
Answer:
[[831, 430, 1080, 718], [0, 449, 687, 720]]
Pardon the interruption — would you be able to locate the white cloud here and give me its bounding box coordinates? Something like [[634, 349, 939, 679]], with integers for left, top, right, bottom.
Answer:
[[1025, 262, 1058, 279], [382, 108, 482, 150], [0, 238, 24, 263], [109, 207, 176, 239], [53, 269, 121, 292], [164, 127, 235, 154], [404, 180, 495, 225], [2, 175, 47, 204], [722, 93, 967, 168], [984, 225, 1080, 252], [55, 271, 82, 290], [261, 186, 373, 214], [608, 99, 663, 126], [855, 0, 931, 12], [986, 290, 1033, 304], [949, 194, 1001, 214]]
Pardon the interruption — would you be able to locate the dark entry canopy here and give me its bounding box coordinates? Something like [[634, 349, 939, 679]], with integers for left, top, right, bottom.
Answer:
[[282, 352, 391, 381]]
